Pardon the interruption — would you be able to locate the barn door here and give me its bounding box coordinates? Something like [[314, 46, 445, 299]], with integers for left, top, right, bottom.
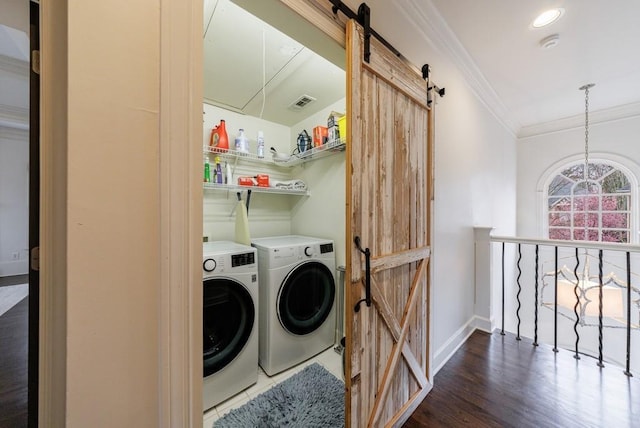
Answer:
[[345, 19, 433, 428]]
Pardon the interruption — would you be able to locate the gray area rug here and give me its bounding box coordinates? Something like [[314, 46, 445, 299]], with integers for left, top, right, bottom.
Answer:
[[213, 363, 344, 428]]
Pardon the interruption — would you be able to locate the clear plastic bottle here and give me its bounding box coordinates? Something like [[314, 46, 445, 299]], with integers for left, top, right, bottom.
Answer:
[[257, 131, 265, 158], [235, 128, 249, 154]]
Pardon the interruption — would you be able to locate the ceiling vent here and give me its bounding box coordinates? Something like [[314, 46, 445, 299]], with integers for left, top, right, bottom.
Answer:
[[288, 94, 316, 111]]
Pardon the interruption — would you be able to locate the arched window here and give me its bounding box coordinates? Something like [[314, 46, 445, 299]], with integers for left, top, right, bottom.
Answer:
[[547, 162, 632, 243]]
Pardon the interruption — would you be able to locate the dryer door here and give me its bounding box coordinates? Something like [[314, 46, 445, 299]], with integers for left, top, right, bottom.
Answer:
[[203, 278, 255, 377], [278, 261, 335, 335]]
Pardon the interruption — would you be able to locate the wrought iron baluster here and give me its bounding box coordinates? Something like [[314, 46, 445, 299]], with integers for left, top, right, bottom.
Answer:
[[534, 245, 539, 346], [573, 248, 581, 360], [553, 246, 559, 353], [597, 250, 604, 367], [624, 252, 633, 377], [501, 242, 505, 336], [516, 244, 522, 341]]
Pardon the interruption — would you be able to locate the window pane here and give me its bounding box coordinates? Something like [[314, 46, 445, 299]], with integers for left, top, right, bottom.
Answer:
[[549, 228, 571, 240], [549, 212, 570, 227], [614, 195, 630, 210], [602, 212, 628, 229], [549, 197, 571, 211], [573, 212, 598, 227], [573, 229, 599, 241], [573, 196, 587, 211], [548, 176, 573, 196], [601, 170, 630, 193], [562, 164, 584, 181], [588, 163, 613, 180], [602, 230, 629, 243]]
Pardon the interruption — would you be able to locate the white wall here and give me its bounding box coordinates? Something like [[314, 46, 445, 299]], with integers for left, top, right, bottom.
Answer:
[[0, 129, 28, 276], [202, 103, 295, 242], [518, 115, 640, 240], [0, 17, 29, 277], [290, 98, 347, 268]]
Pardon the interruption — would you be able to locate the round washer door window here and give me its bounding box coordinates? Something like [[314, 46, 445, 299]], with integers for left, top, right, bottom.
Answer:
[[203, 278, 255, 377], [278, 261, 335, 335]]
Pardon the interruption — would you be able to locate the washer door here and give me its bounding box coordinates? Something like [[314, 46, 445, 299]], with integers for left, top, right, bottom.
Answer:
[[203, 278, 255, 377], [278, 261, 335, 335]]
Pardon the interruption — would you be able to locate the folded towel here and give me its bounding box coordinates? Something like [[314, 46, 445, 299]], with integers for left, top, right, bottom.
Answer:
[[270, 179, 307, 190]]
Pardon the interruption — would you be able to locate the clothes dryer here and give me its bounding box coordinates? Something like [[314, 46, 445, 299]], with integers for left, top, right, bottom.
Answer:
[[251, 235, 336, 376], [202, 241, 258, 411]]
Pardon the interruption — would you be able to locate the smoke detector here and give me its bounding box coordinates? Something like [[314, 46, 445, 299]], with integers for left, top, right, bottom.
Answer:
[[539, 34, 560, 50], [288, 94, 316, 111]]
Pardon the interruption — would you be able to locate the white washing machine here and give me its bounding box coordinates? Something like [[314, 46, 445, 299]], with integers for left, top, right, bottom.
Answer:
[[202, 241, 258, 411], [251, 235, 336, 376]]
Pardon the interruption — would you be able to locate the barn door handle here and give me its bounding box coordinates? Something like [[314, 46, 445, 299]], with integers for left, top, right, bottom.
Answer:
[[354, 236, 371, 312]]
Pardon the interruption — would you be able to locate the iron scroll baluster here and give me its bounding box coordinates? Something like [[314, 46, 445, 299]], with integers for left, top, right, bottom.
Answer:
[[625, 252, 633, 377], [597, 250, 604, 367], [572, 248, 581, 360], [533, 245, 539, 346], [516, 244, 522, 341], [354, 236, 371, 312]]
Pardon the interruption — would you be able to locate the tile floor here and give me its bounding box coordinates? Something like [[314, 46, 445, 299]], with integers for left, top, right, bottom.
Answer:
[[203, 344, 344, 427]]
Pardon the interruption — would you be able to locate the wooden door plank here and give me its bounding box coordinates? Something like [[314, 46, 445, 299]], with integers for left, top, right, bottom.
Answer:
[[369, 275, 428, 389], [368, 260, 427, 427], [370, 247, 430, 273], [364, 36, 427, 106]]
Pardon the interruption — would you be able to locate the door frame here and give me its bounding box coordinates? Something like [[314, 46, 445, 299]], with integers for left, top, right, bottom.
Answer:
[[39, 0, 203, 425], [28, 2, 40, 426]]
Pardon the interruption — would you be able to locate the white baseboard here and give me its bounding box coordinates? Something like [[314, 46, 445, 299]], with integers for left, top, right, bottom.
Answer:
[[473, 315, 494, 333], [0, 260, 28, 277], [433, 316, 496, 375], [433, 317, 476, 375]]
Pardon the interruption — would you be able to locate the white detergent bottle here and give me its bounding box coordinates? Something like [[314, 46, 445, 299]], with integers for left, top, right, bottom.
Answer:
[[257, 131, 265, 158], [235, 128, 249, 154]]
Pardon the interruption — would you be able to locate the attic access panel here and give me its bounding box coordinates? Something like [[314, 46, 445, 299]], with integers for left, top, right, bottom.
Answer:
[[203, 0, 304, 112]]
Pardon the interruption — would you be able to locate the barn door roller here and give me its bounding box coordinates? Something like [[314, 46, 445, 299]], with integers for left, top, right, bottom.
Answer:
[[330, 1, 446, 101], [330, 1, 400, 63]]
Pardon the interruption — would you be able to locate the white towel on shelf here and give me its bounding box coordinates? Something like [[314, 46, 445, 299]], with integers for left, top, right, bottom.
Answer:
[[270, 179, 307, 190]]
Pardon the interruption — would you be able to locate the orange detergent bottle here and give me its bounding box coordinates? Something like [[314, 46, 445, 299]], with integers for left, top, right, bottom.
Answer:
[[210, 119, 229, 152]]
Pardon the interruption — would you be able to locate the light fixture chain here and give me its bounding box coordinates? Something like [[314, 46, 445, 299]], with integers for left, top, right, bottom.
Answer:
[[579, 83, 595, 241], [584, 85, 590, 181], [579, 83, 595, 183]]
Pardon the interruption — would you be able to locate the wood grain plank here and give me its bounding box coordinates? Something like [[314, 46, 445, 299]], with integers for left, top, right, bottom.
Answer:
[[370, 247, 430, 273]]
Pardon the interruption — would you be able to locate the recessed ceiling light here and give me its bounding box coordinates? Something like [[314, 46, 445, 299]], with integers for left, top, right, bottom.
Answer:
[[532, 8, 565, 28]]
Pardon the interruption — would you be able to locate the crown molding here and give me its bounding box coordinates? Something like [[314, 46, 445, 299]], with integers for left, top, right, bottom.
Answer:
[[0, 53, 29, 78], [518, 101, 640, 139], [399, 0, 519, 137]]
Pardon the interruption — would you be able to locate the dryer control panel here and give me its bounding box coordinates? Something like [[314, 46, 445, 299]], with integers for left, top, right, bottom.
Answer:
[[203, 250, 257, 275]]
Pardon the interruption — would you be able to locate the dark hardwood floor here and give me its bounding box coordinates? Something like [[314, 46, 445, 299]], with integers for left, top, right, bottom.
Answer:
[[0, 296, 28, 428], [405, 330, 639, 428]]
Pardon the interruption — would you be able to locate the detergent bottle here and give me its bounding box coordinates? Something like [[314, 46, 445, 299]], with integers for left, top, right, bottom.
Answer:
[[209, 119, 229, 152]]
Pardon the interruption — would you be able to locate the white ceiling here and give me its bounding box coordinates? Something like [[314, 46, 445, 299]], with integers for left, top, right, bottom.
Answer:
[[429, 0, 640, 135], [203, 0, 345, 127]]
